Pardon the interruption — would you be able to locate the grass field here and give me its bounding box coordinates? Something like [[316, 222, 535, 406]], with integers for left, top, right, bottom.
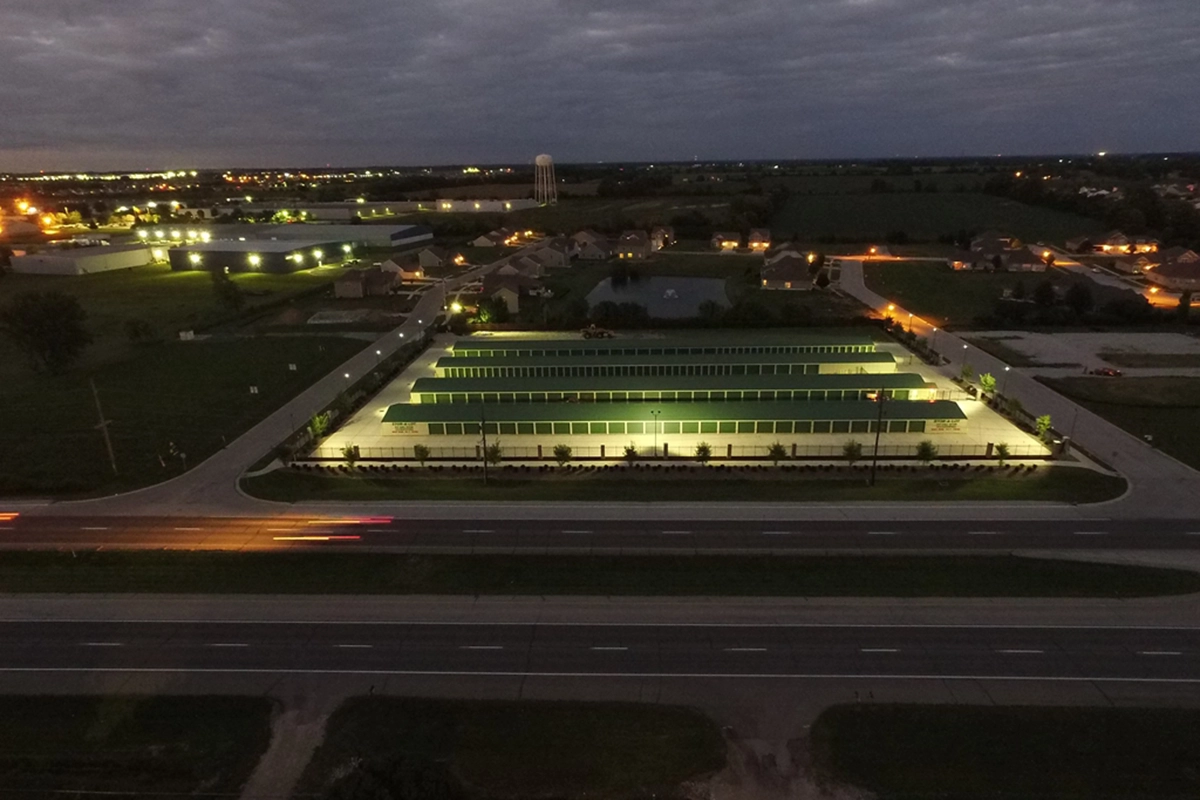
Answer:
[[0, 336, 365, 494], [1042, 376, 1200, 470], [0, 696, 272, 798], [242, 466, 1126, 505], [811, 705, 1200, 799], [0, 552, 1191, 597], [296, 698, 725, 799], [1099, 351, 1200, 368], [769, 193, 1103, 243]]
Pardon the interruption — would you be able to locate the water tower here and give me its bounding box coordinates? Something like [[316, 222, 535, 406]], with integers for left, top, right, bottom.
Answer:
[[534, 153, 557, 206]]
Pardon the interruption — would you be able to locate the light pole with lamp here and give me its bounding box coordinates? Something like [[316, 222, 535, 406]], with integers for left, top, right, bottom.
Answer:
[[907, 312, 914, 333], [651, 409, 661, 460], [868, 389, 888, 487], [961, 344, 971, 376], [1001, 365, 1011, 395]]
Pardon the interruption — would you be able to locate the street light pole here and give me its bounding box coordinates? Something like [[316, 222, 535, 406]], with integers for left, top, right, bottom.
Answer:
[[869, 390, 886, 487], [651, 409, 661, 459], [1002, 366, 1011, 395]]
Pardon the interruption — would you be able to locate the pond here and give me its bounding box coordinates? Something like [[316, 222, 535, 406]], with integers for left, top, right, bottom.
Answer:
[[585, 276, 730, 319]]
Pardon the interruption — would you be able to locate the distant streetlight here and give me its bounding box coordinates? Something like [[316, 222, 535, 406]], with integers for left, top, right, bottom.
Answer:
[[1002, 365, 1012, 394], [869, 390, 888, 486]]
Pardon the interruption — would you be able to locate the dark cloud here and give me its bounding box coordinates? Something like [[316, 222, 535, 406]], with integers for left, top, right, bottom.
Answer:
[[2, 0, 1197, 169]]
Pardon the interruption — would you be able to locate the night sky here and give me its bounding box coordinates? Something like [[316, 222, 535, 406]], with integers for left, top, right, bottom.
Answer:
[[4, 0, 1199, 170]]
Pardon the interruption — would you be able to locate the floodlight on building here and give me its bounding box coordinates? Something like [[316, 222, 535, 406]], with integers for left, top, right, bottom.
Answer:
[[248, 254, 262, 267], [293, 254, 304, 263], [451, 302, 463, 314], [200, 232, 211, 242], [16, 200, 29, 213], [136, 230, 149, 239], [152, 249, 165, 260], [342, 244, 352, 253], [189, 253, 202, 265], [170, 230, 182, 240], [313, 249, 324, 261], [154, 229, 165, 239]]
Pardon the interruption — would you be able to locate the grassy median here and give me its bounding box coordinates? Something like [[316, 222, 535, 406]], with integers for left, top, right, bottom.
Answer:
[[295, 697, 725, 800], [0, 695, 272, 797], [242, 465, 1127, 504], [0, 552, 1195, 597], [811, 704, 1200, 799]]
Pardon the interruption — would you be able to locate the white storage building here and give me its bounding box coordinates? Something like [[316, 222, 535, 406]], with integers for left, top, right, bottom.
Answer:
[[10, 245, 152, 276]]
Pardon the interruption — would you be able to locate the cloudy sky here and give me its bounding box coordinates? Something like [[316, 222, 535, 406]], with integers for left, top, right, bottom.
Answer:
[[3, 0, 1199, 171]]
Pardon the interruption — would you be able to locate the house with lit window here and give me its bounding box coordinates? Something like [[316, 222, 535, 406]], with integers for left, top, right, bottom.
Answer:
[[576, 238, 615, 261], [760, 255, 813, 290], [381, 255, 426, 281], [650, 226, 676, 250], [1145, 250, 1200, 292], [712, 231, 741, 252], [1094, 230, 1160, 254], [616, 231, 650, 260], [416, 246, 466, 269], [335, 267, 396, 299], [748, 229, 772, 252]]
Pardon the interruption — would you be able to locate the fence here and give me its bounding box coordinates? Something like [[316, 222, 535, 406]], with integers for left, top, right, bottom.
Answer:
[[307, 441, 1049, 463]]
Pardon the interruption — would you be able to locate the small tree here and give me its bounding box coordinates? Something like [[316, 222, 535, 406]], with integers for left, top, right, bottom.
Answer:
[[308, 411, 331, 439], [960, 362, 974, 382], [341, 444, 360, 468], [0, 290, 93, 373], [623, 443, 638, 465], [695, 442, 712, 464], [915, 439, 939, 465], [843, 439, 863, 464], [553, 443, 572, 466], [995, 442, 1010, 467], [979, 372, 997, 396], [484, 442, 503, 466], [767, 441, 788, 465], [412, 443, 431, 466], [1035, 414, 1053, 442]]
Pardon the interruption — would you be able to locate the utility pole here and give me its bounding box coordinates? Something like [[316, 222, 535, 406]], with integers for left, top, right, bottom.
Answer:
[[90, 378, 118, 476], [869, 389, 886, 487], [480, 402, 489, 485]]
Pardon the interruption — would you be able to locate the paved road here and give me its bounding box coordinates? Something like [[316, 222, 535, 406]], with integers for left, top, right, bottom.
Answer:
[[839, 259, 1200, 518], [3, 621, 1198, 683], [4, 514, 1200, 552]]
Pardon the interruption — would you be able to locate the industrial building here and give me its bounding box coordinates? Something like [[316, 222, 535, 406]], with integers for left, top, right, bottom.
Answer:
[[434, 351, 897, 379], [167, 238, 352, 273], [9, 244, 152, 276], [448, 333, 878, 358]]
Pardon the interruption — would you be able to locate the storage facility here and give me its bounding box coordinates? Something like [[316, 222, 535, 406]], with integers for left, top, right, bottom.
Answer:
[[9, 244, 152, 276], [167, 238, 351, 274], [434, 351, 897, 379]]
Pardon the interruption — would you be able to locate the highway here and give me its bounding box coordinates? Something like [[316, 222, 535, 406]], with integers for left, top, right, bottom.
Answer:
[[2, 620, 1198, 683], [3, 514, 1200, 552]]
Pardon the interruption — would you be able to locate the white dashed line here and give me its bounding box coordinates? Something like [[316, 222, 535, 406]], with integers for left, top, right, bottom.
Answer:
[[762, 531, 795, 536], [1138, 651, 1182, 656], [366, 529, 391, 533], [661, 530, 692, 535], [590, 646, 629, 651], [968, 531, 1002, 536], [562, 530, 594, 535], [997, 649, 1044, 654], [724, 647, 768, 652], [210, 643, 249, 648], [81, 642, 123, 647], [460, 645, 504, 651], [336, 644, 373, 650], [80, 527, 109, 531], [463, 529, 494, 534], [174, 527, 203, 532], [1073, 531, 1108, 536], [867, 531, 898, 536], [861, 648, 900, 653]]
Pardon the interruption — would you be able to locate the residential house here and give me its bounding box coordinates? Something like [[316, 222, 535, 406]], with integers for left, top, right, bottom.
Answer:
[[616, 230, 650, 260], [334, 266, 395, 298], [712, 231, 741, 252], [381, 256, 426, 281], [1113, 253, 1158, 274], [416, 246, 465, 269], [650, 226, 676, 251], [470, 228, 514, 248], [1094, 230, 1159, 254], [1004, 247, 1049, 272], [482, 273, 541, 314], [765, 244, 807, 265], [576, 238, 615, 261], [1065, 236, 1093, 254], [1145, 250, 1200, 293], [748, 229, 772, 252], [970, 230, 1021, 252], [571, 230, 609, 248], [497, 255, 546, 279], [528, 236, 573, 268], [760, 255, 813, 290]]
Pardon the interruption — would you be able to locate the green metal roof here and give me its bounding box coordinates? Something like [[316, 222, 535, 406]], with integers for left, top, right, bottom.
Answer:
[[411, 373, 931, 395], [383, 400, 965, 424], [437, 351, 896, 369], [450, 332, 877, 353]]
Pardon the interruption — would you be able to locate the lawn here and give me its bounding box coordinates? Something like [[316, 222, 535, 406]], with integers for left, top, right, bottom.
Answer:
[[0, 552, 1192, 597], [0, 696, 272, 798], [0, 336, 366, 495], [1041, 376, 1200, 470], [296, 698, 726, 800], [810, 705, 1200, 799], [770, 193, 1103, 243], [1099, 351, 1200, 368], [242, 466, 1126, 505]]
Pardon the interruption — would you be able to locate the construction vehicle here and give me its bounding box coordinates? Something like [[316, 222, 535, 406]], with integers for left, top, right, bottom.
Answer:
[[581, 324, 615, 339]]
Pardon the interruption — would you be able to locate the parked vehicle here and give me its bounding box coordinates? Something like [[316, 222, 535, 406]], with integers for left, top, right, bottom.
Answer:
[[581, 325, 615, 339], [1090, 367, 1122, 377]]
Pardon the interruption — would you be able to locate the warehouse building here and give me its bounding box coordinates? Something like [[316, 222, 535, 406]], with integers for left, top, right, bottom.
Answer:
[[10, 244, 152, 276], [167, 238, 351, 274], [410, 373, 937, 404], [383, 400, 966, 439], [449, 333, 878, 358], [434, 351, 896, 379]]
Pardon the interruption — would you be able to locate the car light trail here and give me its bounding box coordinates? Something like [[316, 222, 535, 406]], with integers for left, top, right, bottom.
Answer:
[[272, 535, 362, 542]]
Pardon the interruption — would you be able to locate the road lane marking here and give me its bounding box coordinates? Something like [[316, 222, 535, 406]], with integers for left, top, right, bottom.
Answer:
[[861, 648, 899, 653], [463, 529, 494, 534], [1073, 531, 1108, 536], [266, 528, 293, 532], [460, 645, 503, 650], [562, 530, 593, 534], [366, 529, 391, 533], [997, 649, 1044, 654], [724, 647, 768, 652], [174, 527, 203, 532], [80, 527, 109, 531], [968, 531, 1002, 536], [590, 646, 628, 651], [867, 531, 897, 536], [272, 535, 361, 542], [211, 643, 249, 648], [81, 642, 123, 647], [1138, 651, 1182, 656], [762, 531, 795, 536], [661, 530, 692, 535], [336, 644, 373, 649]]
